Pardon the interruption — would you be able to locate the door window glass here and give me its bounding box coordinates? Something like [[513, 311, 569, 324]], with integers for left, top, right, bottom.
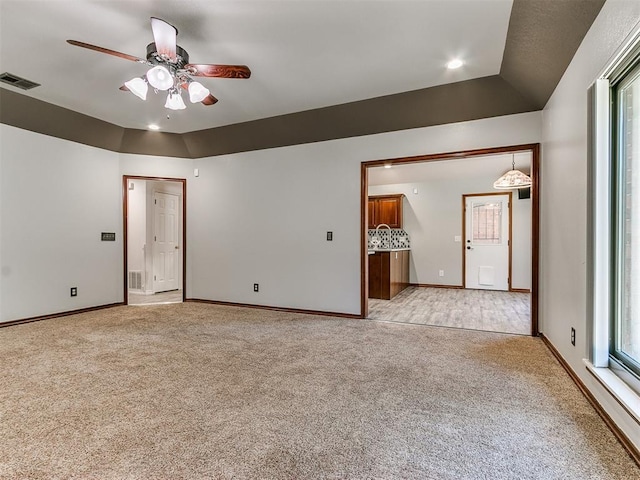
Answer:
[[472, 202, 502, 245]]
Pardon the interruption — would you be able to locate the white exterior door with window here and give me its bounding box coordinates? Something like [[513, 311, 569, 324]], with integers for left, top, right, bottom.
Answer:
[[464, 193, 511, 291], [153, 192, 180, 293]]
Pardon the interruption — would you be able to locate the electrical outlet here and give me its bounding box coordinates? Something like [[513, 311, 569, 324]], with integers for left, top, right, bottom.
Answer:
[[571, 327, 576, 346], [439, 270, 444, 277], [70, 287, 77, 297], [253, 283, 259, 292]]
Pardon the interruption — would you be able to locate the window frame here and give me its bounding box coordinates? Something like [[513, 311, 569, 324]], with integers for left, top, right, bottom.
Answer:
[[590, 28, 640, 399], [611, 59, 640, 381]]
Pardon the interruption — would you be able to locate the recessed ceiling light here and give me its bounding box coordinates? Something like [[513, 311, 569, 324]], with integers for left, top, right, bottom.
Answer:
[[447, 59, 464, 69], [148, 124, 160, 131]]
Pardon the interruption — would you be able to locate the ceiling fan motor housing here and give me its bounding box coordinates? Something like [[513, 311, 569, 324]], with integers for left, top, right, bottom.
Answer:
[[146, 42, 189, 68]]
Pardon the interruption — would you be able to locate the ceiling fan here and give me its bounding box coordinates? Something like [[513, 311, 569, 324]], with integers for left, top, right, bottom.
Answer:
[[67, 17, 251, 110]]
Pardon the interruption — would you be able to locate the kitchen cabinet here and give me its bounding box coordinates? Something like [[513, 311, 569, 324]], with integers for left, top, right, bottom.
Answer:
[[368, 194, 404, 229], [369, 250, 410, 300]]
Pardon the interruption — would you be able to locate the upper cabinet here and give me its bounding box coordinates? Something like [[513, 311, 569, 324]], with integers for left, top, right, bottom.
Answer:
[[368, 194, 404, 229]]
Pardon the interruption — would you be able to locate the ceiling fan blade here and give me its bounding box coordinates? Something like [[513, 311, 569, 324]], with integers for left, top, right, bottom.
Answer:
[[151, 17, 177, 61], [201, 94, 219, 106], [66, 40, 146, 63], [186, 64, 251, 79]]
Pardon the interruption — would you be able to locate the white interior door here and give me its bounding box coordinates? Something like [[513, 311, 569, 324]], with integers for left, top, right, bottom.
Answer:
[[464, 193, 510, 291], [153, 192, 180, 293]]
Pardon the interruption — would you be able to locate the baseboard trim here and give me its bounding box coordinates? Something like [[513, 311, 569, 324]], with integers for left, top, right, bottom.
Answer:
[[0, 302, 126, 328], [409, 283, 464, 289], [186, 298, 363, 319], [540, 333, 640, 467], [510, 288, 531, 293]]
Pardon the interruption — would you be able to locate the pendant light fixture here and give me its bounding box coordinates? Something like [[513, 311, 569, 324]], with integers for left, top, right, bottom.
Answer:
[[493, 154, 532, 190]]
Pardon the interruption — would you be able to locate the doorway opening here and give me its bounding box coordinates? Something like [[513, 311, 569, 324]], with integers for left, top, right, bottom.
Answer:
[[123, 176, 187, 305], [361, 144, 539, 336]]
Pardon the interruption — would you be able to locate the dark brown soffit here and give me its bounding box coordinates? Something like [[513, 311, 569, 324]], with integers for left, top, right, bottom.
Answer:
[[0, 88, 124, 152], [119, 128, 191, 158], [0, 88, 191, 158], [500, 0, 606, 109], [1, 75, 536, 158], [183, 75, 537, 157]]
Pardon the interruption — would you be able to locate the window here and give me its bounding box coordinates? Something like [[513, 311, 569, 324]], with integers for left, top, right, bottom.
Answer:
[[612, 60, 640, 380], [472, 202, 502, 245], [590, 29, 640, 406]]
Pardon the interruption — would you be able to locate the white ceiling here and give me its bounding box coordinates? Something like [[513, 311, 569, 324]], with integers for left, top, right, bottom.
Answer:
[[368, 151, 532, 186], [0, 0, 513, 133]]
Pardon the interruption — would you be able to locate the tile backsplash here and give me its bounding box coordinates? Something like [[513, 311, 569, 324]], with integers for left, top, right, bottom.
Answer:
[[368, 229, 411, 249]]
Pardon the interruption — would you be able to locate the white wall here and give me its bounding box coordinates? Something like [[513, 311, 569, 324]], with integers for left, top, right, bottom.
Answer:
[[0, 137, 196, 322], [0, 124, 122, 321], [190, 112, 541, 314], [1, 111, 540, 320], [369, 176, 531, 289], [541, 0, 640, 450]]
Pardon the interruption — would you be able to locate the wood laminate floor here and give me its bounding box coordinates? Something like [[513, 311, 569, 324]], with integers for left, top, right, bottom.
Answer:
[[128, 290, 183, 305], [368, 286, 531, 335]]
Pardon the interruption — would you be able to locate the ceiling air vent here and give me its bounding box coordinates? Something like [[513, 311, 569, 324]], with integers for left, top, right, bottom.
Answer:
[[0, 72, 40, 90]]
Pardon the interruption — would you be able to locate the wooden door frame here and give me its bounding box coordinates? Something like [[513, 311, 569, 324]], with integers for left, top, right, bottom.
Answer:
[[361, 143, 540, 336], [123, 175, 187, 305], [462, 191, 513, 291]]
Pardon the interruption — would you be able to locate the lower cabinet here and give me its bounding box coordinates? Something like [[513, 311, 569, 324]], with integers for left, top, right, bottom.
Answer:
[[369, 250, 410, 300]]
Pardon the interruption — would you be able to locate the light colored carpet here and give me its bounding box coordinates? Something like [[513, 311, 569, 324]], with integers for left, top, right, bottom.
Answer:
[[0, 303, 637, 479], [369, 287, 531, 335]]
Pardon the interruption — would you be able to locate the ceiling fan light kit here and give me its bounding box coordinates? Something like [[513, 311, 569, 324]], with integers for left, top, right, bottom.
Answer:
[[188, 81, 210, 103], [165, 90, 187, 110], [67, 17, 251, 113], [123, 77, 148, 100], [146, 65, 173, 91]]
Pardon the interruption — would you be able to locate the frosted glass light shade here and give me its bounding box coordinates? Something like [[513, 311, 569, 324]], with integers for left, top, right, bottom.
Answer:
[[188, 81, 210, 103], [124, 77, 148, 100], [146, 65, 173, 91], [165, 91, 186, 110], [493, 170, 532, 189]]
